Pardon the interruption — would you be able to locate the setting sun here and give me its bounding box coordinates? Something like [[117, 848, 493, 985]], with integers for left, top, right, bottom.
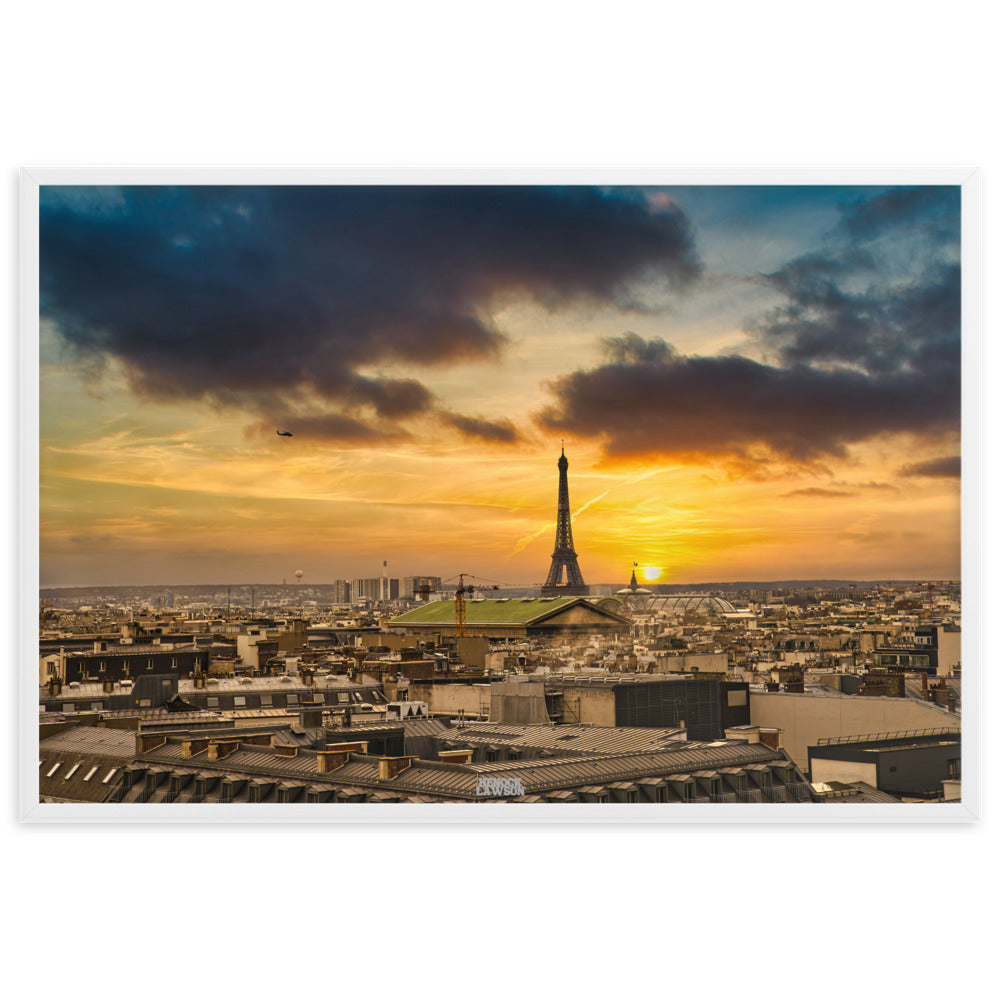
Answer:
[[641, 566, 662, 582]]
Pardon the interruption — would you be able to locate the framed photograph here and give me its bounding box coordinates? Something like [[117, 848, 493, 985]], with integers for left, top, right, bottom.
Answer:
[[19, 168, 980, 823]]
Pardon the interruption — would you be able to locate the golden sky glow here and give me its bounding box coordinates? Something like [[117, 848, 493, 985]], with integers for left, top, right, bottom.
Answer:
[[38, 185, 962, 587]]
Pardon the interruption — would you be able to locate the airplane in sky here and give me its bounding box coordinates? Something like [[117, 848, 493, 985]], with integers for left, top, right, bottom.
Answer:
[[276, 429, 293, 437]]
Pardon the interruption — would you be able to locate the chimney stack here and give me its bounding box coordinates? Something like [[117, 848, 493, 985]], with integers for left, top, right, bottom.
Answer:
[[207, 740, 241, 761], [316, 749, 352, 773], [135, 733, 167, 753], [378, 756, 414, 781]]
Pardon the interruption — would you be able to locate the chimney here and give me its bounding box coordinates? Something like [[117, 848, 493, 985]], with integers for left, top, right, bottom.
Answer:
[[240, 733, 274, 747], [325, 741, 368, 754], [102, 676, 115, 694], [921, 672, 930, 697], [378, 756, 414, 781], [135, 733, 167, 753], [272, 744, 298, 758], [299, 706, 324, 729], [207, 740, 240, 761], [758, 728, 783, 750], [182, 738, 209, 757], [316, 749, 352, 773], [438, 749, 474, 765]]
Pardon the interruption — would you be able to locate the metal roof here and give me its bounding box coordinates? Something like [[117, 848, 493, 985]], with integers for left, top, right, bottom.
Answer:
[[388, 598, 626, 627], [131, 733, 788, 800], [39, 726, 136, 756], [441, 722, 689, 756]]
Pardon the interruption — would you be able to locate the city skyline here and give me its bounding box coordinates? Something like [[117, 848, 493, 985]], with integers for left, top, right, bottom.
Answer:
[[39, 183, 961, 587]]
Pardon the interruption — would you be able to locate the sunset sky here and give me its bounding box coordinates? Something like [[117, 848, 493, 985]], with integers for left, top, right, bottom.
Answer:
[[38, 184, 961, 588]]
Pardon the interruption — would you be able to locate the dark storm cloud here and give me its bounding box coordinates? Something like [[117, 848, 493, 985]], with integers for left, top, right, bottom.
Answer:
[[752, 187, 960, 376], [839, 186, 959, 240], [40, 185, 701, 431], [898, 456, 961, 478], [439, 412, 521, 444], [538, 187, 960, 464], [753, 258, 960, 376], [345, 376, 435, 418], [537, 336, 959, 462]]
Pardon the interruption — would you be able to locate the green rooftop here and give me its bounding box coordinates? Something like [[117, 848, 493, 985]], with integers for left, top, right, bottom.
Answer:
[[388, 597, 583, 627]]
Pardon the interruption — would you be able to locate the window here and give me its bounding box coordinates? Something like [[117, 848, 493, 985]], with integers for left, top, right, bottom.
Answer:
[[260, 694, 273, 707], [63, 703, 75, 712], [82, 766, 98, 781], [102, 768, 118, 784], [46, 762, 62, 777], [206, 696, 219, 708], [233, 695, 246, 707], [90, 702, 103, 710], [64, 763, 80, 780], [138, 698, 152, 707], [287, 694, 299, 705], [338, 692, 350, 704]]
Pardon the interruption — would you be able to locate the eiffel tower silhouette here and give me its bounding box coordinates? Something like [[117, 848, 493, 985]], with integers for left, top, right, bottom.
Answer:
[[541, 447, 589, 596]]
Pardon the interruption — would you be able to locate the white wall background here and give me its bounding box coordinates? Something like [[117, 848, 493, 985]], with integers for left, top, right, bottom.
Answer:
[[3, 3, 996, 998]]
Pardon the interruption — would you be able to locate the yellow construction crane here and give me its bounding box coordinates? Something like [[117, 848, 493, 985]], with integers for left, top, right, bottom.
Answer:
[[454, 574, 471, 639], [446, 573, 509, 640]]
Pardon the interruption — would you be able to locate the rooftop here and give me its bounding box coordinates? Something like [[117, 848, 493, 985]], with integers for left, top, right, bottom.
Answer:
[[388, 598, 625, 627]]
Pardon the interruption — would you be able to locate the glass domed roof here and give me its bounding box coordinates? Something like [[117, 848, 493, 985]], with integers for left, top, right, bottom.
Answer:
[[645, 594, 737, 615]]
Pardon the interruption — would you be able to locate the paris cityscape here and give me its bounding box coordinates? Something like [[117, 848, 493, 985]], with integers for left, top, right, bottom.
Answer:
[[35, 183, 963, 807]]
